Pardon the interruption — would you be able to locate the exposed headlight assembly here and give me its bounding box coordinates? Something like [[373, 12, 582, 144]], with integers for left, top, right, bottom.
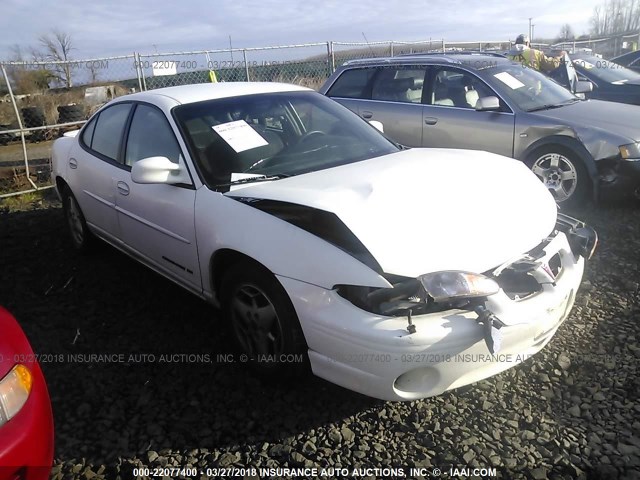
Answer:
[[0, 364, 32, 426], [418, 271, 500, 302], [619, 142, 640, 160]]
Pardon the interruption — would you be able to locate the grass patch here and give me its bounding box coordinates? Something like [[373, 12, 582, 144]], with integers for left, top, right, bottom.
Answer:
[[0, 188, 58, 213]]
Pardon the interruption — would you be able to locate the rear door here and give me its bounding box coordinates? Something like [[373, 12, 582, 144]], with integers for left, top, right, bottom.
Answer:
[[326, 66, 427, 147], [70, 102, 133, 241], [113, 103, 201, 292], [421, 66, 515, 157], [324, 67, 376, 118]]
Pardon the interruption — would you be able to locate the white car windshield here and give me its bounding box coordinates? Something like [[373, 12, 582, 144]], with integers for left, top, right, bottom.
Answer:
[[487, 64, 578, 112], [173, 91, 399, 189]]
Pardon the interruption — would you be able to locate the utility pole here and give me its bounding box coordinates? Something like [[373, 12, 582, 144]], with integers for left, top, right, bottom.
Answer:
[[528, 18, 533, 42], [531, 24, 535, 43]]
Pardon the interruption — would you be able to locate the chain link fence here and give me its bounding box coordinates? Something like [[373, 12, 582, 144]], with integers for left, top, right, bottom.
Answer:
[[551, 32, 640, 58], [0, 55, 138, 197], [1, 33, 638, 197], [136, 43, 332, 91]]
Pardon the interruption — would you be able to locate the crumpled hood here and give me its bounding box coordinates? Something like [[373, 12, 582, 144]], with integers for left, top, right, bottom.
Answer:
[[535, 99, 640, 142], [227, 149, 558, 277]]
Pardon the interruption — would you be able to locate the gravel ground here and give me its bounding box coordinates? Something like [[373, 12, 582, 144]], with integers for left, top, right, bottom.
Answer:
[[0, 193, 639, 480]]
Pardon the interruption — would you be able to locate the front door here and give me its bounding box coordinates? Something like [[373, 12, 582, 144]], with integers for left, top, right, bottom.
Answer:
[[113, 103, 201, 292]]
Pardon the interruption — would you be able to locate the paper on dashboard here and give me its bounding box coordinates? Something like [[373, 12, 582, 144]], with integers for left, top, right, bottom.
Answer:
[[212, 120, 268, 153]]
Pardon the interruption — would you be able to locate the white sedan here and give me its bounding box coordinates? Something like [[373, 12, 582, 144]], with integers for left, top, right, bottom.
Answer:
[[51, 82, 596, 401]]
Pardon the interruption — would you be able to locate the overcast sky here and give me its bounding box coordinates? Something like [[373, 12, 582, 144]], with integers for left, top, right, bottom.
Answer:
[[0, 0, 604, 59]]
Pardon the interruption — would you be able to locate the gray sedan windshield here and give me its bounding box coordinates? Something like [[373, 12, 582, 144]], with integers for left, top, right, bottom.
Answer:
[[174, 91, 398, 189], [487, 64, 577, 112]]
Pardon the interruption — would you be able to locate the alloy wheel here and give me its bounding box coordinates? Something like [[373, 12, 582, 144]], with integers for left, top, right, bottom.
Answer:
[[531, 153, 578, 202], [230, 284, 285, 357]]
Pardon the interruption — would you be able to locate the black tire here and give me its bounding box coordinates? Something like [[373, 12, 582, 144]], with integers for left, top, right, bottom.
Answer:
[[525, 145, 590, 207], [21, 107, 46, 142], [62, 186, 94, 251], [220, 260, 308, 376], [57, 105, 85, 124]]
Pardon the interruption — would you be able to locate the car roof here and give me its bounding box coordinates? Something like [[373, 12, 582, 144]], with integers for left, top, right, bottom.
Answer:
[[342, 52, 513, 70], [123, 82, 312, 105]]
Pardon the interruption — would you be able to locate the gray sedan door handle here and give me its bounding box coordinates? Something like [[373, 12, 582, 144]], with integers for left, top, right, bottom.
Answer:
[[116, 181, 130, 196], [424, 117, 438, 125], [361, 111, 373, 119], [69, 158, 78, 169]]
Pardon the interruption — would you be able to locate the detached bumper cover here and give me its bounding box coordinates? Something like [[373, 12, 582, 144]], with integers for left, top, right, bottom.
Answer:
[[281, 231, 585, 401]]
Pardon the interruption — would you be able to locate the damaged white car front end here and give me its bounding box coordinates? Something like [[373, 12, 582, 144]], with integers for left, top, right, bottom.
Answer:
[[224, 149, 596, 401]]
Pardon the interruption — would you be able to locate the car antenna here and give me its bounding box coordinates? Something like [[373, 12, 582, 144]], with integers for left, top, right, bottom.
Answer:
[[362, 32, 377, 57]]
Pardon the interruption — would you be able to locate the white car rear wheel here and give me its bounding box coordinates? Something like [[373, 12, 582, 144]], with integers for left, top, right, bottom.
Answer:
[[62, 187, 93, 251]]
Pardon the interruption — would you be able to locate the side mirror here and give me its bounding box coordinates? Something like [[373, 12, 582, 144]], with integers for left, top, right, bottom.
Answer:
[[131, 156, 191, 185], [475, 96, 501, 111], [369, 120, 384, 133], [575, 81, 593, 94]]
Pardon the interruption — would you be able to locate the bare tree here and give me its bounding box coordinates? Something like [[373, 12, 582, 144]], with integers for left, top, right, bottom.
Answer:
[[591, 0, 640, 35], [559, 24, 575, 41], [38, 30, 74, 88], [6, 44, 53, 94]]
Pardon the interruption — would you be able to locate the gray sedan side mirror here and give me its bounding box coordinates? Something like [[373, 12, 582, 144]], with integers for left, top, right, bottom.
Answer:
[[475, 96, 501, 112], [575, 81, 593, 94], [131, 156, 191, 185]]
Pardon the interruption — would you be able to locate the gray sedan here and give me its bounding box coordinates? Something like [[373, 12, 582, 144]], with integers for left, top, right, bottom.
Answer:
[[320, 54, 640, 205]]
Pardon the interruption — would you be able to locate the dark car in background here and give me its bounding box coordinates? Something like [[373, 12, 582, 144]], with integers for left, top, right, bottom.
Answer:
[[320, 53, 640, 205], [612, 49, 640, 73], [0, 307, 54, 480], [571, 53, 640, 105]]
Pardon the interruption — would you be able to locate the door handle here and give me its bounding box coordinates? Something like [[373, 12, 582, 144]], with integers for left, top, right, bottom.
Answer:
[[69, 158, 78, 169], [116, 181, 130, 196], [424, 117, 438, 125], [361, 111, 373, 119]]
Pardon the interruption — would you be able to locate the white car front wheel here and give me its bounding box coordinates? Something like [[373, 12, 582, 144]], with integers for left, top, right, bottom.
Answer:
[[221, 261, 308, 376]]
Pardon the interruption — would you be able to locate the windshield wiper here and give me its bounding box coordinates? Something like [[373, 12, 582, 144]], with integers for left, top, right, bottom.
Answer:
[[215, 173, 290, 188], [527, 99, 578, 112]]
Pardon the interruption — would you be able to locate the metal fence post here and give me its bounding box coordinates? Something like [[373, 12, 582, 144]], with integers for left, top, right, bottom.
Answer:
[[137, 53, 148, 90], [134, 52, 143, 92], [327, 41, 335, 75], [243, 50, 250, 81], [1, 64, 38, 190], [329, 42, 336, 73]]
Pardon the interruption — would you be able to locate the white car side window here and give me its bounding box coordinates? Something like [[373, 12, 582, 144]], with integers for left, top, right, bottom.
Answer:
[[125, 104, 182, 167], [91, 103, 132, 161]]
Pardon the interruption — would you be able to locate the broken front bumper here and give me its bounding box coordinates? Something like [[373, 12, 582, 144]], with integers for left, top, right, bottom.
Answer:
[[280, 230, 586, 401]]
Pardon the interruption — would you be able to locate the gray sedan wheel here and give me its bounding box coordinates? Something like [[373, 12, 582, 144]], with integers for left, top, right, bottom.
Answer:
[[527, 147, 589, 206]]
